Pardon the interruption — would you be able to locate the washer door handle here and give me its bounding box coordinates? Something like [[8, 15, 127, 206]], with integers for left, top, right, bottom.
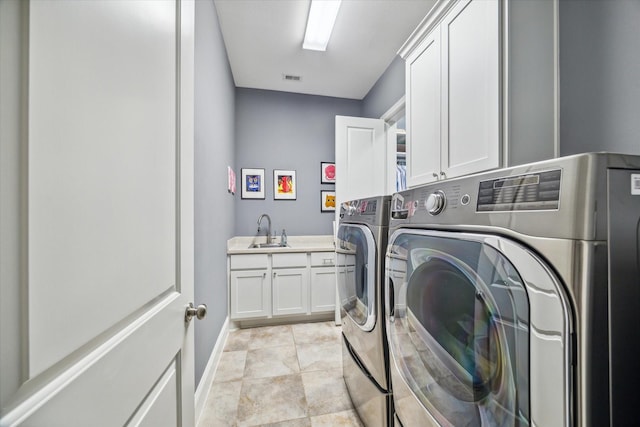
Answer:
[[388, 279, 395, 320]]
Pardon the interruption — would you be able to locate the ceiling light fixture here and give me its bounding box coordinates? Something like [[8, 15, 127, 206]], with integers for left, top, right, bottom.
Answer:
[[302, 0, 342, 51]]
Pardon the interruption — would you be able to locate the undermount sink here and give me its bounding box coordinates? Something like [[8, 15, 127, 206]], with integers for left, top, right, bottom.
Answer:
[[249, 242, 288, 249]]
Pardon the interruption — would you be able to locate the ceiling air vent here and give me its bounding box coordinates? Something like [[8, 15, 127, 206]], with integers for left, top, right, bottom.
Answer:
[[283, 74, 302, 82]]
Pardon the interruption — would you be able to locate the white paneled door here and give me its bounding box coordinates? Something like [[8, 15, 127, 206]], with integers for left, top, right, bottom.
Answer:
[[0, 1, 196, 426], [334, 116, 388, 228]]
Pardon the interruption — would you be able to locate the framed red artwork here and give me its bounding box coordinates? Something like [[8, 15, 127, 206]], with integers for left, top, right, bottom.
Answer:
[[321, 162, 335, 184]]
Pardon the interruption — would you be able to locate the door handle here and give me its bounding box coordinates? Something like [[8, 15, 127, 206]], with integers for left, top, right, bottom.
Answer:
[[185, 303, 207, 323], [388, 279, 395, 321]]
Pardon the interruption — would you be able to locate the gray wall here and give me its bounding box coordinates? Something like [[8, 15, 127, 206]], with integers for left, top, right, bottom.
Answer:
[[362, 56, 406, 119], [560, 0, 640, 156], [194, 0, 236, 387], [507, 0, 557, 166], [234, 88, 362, 237]]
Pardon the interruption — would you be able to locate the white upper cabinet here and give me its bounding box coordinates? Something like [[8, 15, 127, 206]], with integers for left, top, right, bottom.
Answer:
[[406, 29, 442, 186], [441, 0, 499, 179], [400, 0, 558, 187]]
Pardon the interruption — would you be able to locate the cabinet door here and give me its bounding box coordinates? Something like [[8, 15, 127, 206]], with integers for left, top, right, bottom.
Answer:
[[310, 267, 337, 313], [406, 28, 442, 187], [441, 0, 499, 179], [230, 269, 270, 319], [272, 268, 309, 316]]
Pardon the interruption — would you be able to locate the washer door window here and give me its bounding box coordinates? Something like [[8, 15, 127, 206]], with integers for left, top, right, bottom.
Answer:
[[336, 224, 376, 331], [386, 231, 531, 426]]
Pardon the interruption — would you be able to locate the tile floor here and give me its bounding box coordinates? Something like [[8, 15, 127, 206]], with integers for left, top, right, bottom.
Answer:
[[198, 321, 364, 427]]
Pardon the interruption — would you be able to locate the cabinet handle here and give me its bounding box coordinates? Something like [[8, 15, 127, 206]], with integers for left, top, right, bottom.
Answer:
[[273, 272, 276, 278], [432, 173, 439, 180], [263, 272, 266, 278], [440, 171, 446, 179]]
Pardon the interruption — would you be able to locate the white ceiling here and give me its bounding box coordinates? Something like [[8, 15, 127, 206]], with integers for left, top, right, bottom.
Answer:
[[213, 0, 437, 100]]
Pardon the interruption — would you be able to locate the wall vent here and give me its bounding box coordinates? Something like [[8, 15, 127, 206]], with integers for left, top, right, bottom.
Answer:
[[283, 74, 302, 82]]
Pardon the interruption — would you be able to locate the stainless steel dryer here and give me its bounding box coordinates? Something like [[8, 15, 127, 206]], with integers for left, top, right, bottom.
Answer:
[[385, 153, 640, 427], [337, 195, 392, 427]]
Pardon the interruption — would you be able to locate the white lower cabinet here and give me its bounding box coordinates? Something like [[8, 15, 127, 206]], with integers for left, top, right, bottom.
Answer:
[[310, 251, 336, 313], [229, 254, 270, 320], [272, 268, 308, 316], [230, 251, 335, 321], [230, 269, 270, 319], [310, 267, 336, 313]]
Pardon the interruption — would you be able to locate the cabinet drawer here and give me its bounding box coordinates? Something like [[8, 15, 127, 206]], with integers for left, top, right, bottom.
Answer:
[[272, 252, 307, 268], [310, 252, 335, 267], [230, 254, 269, 270]]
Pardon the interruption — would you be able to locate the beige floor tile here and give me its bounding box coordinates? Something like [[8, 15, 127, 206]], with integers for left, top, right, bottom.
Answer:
[[261, 417, 312, 427], [244, 344, 300, 379], [297, 340, 342, 372], [310, 409, 364, 427], [201, 322, 366, 427], [197, 380, 242, 427], [249, 325, 295, 350], [292, 321, 341, 346], [224, 328, 253, 352], [237, 374, 308, 426], [301, 369, 353, 417], [214, 350, 247, 383]]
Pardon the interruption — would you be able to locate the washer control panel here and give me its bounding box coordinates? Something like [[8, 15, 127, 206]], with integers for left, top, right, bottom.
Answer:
[[425, 191, 446, 215], [340, 196, 390, 227], [341, 199, 377, 216], [390, 167, 563, 224], [477, 169, 562, 212]]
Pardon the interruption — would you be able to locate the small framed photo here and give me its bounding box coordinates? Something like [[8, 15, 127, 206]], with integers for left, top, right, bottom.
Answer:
[[227, 166, 236, 195], [320, 190, 336, 212], [241, 168, 265, 199], [274, 170, 296, 200], [321, 162, 335, 184]]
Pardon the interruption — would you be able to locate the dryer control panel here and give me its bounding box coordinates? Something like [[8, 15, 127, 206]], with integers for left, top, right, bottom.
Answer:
[[477, 169, 562, 212]]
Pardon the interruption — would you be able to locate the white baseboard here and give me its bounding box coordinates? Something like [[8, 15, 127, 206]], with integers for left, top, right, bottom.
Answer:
[[194, 316, 229, 424]]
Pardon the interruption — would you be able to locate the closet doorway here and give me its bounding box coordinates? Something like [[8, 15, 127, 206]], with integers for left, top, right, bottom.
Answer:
[[381, 97, 407, 193]]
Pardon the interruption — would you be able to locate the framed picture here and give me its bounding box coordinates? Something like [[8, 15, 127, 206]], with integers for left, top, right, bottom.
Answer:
[[320, 190, 336, 212], [227, 166, 236, 195], [274, 169, 296, 200], [241, 168, 265, 199], [320, 162, 335, 184]]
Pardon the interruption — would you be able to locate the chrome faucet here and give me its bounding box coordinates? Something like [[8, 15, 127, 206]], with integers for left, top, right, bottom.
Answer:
[[257, 214, 272, 244]]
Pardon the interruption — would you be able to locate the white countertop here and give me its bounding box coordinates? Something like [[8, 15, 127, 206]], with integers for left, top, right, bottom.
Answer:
[[227, 235, 335, 255]]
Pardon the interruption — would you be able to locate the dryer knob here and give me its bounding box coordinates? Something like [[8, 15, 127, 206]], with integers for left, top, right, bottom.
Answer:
[[426, 191, 446, 215]]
